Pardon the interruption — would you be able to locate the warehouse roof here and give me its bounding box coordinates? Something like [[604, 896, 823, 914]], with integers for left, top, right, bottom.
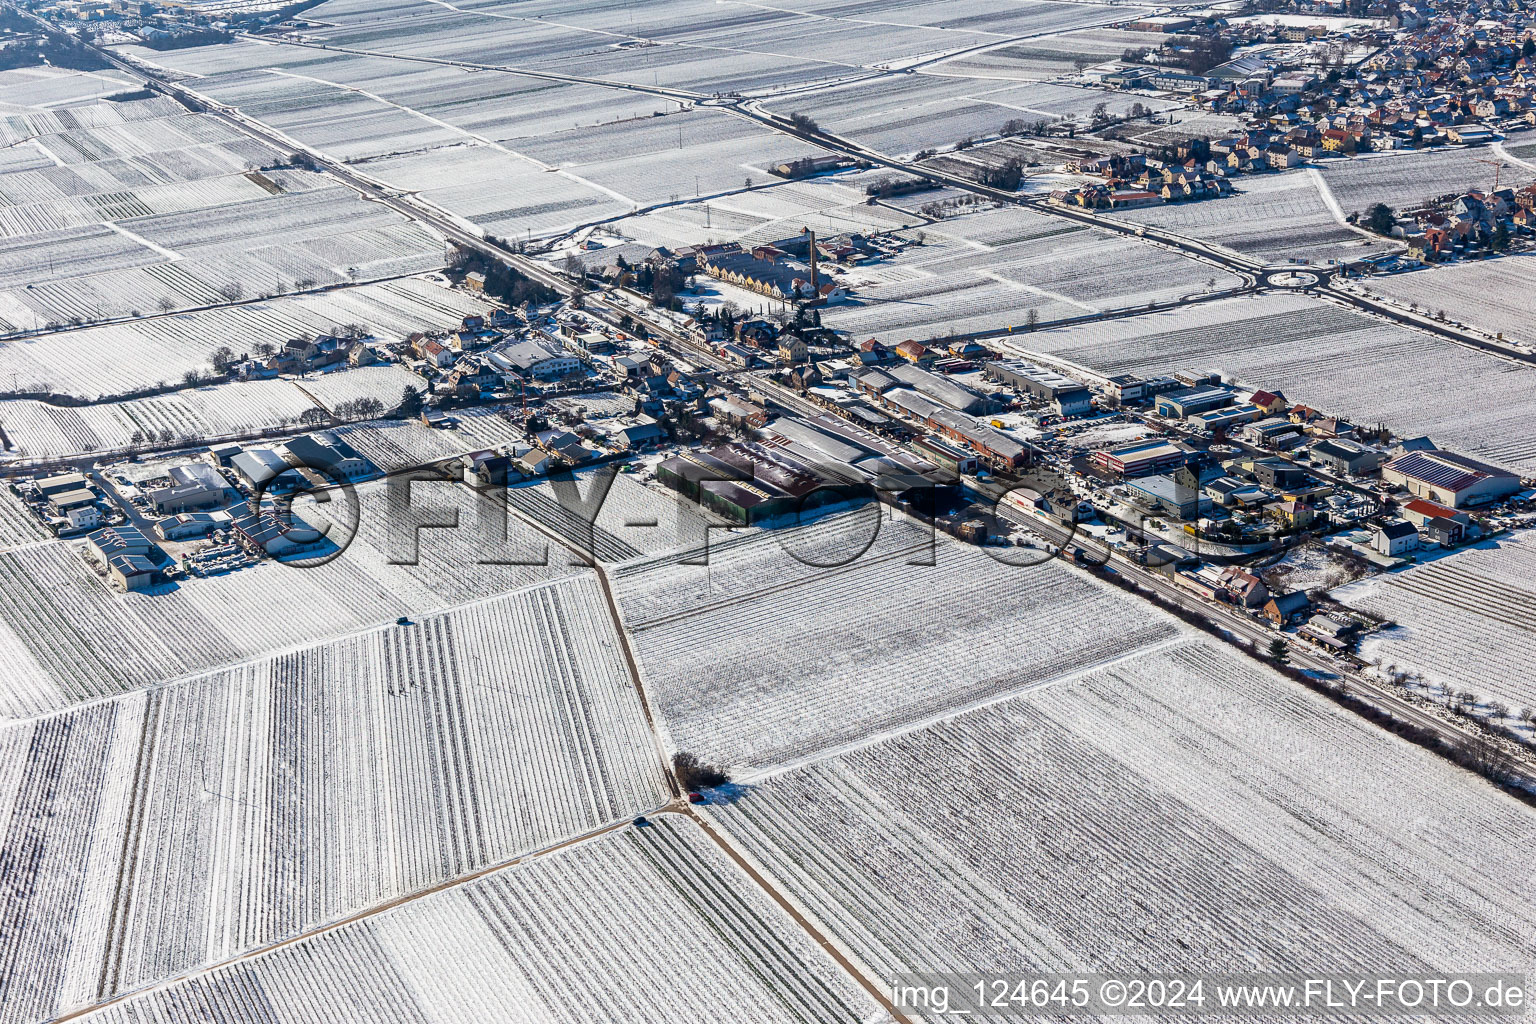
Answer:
[[1386, 450, 1515, 492]]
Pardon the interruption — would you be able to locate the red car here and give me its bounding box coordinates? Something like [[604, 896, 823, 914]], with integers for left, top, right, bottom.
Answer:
[[686, 792, 706, 804]]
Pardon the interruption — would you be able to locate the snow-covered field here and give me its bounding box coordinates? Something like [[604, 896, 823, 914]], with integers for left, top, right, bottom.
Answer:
[[933, 25, 1162, 79], [709, 636, 1536, 991], [332, 406, 534, 473], [0, 276, 489, 398], [779, 76, 1173, 158], [613, 512, 1184, 775], [1317, 139, 1536, 217], [1335, 531, 1536, 714], [0, 574, 673, 1024], [69, 817, 875, 1024], [1371, 257, 1536, 347], [823, 205, 1242, 338], [0, 516, 580, 718], [1108, 168, 1383, 265], [1006, 291, 1536, 473], [0, 486, 47, 552], [0, 66, 139, 112], [0, 85, 445, 331], [0, 378, 322, 459]]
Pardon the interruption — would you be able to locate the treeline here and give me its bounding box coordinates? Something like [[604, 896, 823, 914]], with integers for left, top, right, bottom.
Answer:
[[445, 245, 559, 307], [864, 176, 940, 199], [138, 27, 233, 50], [0, 16, 109, 72]]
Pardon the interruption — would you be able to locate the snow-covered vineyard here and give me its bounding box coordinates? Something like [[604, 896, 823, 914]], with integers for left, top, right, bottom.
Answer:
[[706, 637, 1536, 994], [0, 276, 490, 398], [64, 818, 874, 1024], [1317, 136, 1536, 216], [6, 0, 1536, 1012], [1006, 291, 1536, 474], [0, 527, 579, 719], [0, 575, 672, 1024], [0, 79, 445, 332], [1107, 168, 1377, 266], [822, 206, 1243, 339], [1336, 533, 1536, 713], [612, 513, 1184, 775], [1372, 258, 1536, 348]]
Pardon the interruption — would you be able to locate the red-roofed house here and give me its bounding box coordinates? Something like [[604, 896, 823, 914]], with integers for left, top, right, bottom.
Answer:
[[1249, 389, 1287, 414], [1400, 498, 1472, 544]]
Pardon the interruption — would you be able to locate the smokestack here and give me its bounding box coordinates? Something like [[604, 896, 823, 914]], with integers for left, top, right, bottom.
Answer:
[[803, 226, 818, 293]]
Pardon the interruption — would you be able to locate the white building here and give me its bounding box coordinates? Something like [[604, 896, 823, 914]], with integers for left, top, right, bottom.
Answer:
[[1370, 518, 1420, 557], [490, 336, 581, 381]]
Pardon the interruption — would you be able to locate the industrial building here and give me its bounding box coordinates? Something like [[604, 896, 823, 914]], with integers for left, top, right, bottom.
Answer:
[[928, 409, 1031, 470], [984, 360, 1093, 416], [655, 444, 822, 524], [490, 336, 581, 380], [1399, 499, 1471, 545], [913, 436, 978, 476], [148, 464, 227, 515], [1155, 385, 1235, 419], [1093, 439, 1189, 478], [852, 364, 990, 415], [1123, 474, 1212, 520], [1381, 449, 1520, 508], [1310, 437, 1385, 476]]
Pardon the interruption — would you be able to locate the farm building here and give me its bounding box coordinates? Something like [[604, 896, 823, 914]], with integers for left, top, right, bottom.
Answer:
[[50, 487, 99, 513], [462, 450, 515, 487], [229, 510, 324, 559], [84, 525, 155, 566], [231, 449, 293, 491], [279, 433, 371, 481], [156, 512, 225, 540], [614, 421, 666, 450], [106, 553, 159, 592], [37, 472, 89, 498], [655, 443, 823, 524], [1263, 590, 1311, 624], [147, 464, 228, 515], [1381, 449, 1520, 508]]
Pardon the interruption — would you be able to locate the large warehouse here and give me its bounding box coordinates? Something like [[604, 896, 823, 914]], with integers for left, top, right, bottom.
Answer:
[[984, 360, 1093, 416], [1381, 449, 1521, 508]]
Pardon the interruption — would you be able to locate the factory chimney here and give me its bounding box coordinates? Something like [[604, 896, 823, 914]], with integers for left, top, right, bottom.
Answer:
[[802, 225, 818, 294]]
